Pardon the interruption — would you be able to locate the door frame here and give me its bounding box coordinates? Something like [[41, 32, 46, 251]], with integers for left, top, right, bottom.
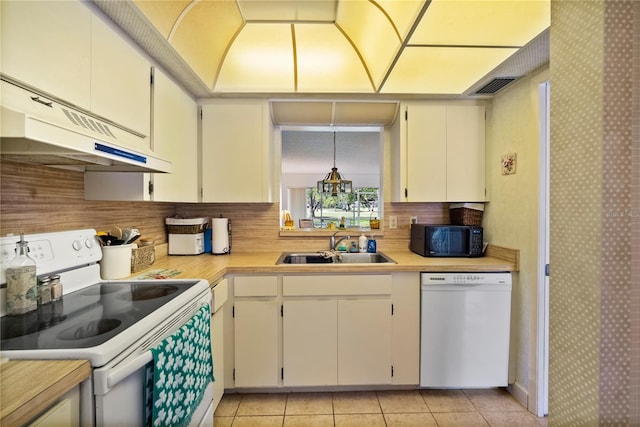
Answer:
[[535, 80, 550, 417]]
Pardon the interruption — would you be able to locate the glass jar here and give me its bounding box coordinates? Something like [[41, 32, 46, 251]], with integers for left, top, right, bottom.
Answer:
[[50, 274, 63, 302], [38, 275, 52, 305], [6, 234, 38, 315]]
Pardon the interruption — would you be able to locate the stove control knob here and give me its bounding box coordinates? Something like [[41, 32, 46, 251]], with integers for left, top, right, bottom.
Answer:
[[72, 240, 82, 251], [85, 238, 94, 249]]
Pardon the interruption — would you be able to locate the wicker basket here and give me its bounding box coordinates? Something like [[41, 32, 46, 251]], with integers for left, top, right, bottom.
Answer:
[[449, 203, 484, 226], [131, 245, 155, 273], [165, 217, 209, 234]]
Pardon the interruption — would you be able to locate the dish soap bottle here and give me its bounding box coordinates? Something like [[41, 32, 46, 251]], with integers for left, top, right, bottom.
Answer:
[[358, 234, 367, 253], [367, 235, 377, 253], [6, 233, 38, 315]]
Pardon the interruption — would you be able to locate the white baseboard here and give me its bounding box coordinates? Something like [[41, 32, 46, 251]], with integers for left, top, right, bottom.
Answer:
[[508, 381, 529, 410]]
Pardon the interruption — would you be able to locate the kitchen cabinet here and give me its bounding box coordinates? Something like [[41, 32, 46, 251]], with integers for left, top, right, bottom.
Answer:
[[1, 1, 152, 140], [84, 68, 198, 202], [392, 103, 486, 202], [232, 276, 279, 388], [1, 1, 92, 110], [148, 67, 198, 202], [210, 278, 228, 411], [338, 299, 392, 385], [90, 13, 151, 137], [282, 275, 392, 386], [200, 100, 273, 202], [27, 387, 80, 427], [283, 300, 338, 386], [224, 272, 419, 390]]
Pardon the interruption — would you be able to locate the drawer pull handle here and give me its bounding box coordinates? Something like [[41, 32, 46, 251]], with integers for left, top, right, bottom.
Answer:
[[30, 96, 53, 107]]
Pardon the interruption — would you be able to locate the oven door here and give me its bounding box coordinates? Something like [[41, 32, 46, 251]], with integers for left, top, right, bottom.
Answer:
[[92, 288, 213, 427]]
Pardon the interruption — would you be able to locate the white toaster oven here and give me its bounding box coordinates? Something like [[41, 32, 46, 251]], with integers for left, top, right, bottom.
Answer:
[[168, 233, 205, 255]]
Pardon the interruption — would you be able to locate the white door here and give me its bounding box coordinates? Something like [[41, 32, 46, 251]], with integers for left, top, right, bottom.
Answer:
[[405, 104, 447, 201], [283, 300, 338, 386], [338, 299, 392, 385], [233, 300, 279, 387]]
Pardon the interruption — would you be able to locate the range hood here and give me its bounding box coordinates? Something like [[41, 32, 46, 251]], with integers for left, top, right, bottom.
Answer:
[[0, 79, 172, 173]]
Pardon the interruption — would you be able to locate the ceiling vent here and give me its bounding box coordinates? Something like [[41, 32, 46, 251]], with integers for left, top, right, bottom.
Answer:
[[474, 78, 518, 95]]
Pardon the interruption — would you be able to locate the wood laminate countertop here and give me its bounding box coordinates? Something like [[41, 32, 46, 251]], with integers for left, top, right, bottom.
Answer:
[[1, 246, 516, 421], [133, 246, 519, 285], [0, 359, 91, 426]]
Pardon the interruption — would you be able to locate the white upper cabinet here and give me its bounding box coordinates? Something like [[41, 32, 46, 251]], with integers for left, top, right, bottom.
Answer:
[[1, 1, 151, 138], [90, 14, 151, 137], [84, 69, 198, 202], [149, 68, 198, 202], [445, 106, 486, 202], [1, 1, 92, 110], [392, 103, 486, 202], [201, 100, 273, 203]]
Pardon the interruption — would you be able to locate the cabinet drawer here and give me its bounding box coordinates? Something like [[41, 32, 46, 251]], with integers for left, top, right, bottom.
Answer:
[[283, 275, 392, 296], [211, 278, 228, 312], [234, 276, 278, 297]]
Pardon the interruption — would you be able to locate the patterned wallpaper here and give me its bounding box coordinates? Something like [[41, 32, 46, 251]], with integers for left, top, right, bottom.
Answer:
[[484, 64, 549, 409], [630, 3, 639, 425], [550, 1, 638, 425]]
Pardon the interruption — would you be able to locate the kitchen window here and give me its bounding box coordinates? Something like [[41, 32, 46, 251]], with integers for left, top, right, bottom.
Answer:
[[281, 128, 383, 232]]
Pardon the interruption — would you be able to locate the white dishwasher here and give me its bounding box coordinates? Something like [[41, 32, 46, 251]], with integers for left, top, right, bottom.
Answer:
[[420, 272, 512, 388]]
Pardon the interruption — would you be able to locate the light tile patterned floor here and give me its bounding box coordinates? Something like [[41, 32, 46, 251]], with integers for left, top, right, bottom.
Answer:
[[214, 389, 548, 427]]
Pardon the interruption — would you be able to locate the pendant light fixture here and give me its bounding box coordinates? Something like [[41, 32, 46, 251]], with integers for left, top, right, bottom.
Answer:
[[317, 132, 352, 196]]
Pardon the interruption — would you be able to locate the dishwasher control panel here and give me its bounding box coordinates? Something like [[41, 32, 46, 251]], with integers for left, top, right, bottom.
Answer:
[[421, 272, 512, 285]]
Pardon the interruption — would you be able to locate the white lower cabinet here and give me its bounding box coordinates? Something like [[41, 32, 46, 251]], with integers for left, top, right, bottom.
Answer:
[[232, 276, 280, 388], [283, 300, 338, 386], [282, 275, 393, 386], [210, 278, 228, 411], [226, 273, 419, 389], [337, 299, 392, 385], [28, 386, 80, 427]]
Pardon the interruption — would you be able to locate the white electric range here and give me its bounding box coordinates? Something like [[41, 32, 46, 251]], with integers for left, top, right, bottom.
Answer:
[[0, 229, 213, 426]]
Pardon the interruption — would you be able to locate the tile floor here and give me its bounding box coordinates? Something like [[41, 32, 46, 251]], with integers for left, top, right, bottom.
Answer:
[[214, 389, 548, 427]]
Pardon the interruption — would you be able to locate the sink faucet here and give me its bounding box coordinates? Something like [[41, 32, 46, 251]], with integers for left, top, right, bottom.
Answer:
[[330, 231, 351, 251]]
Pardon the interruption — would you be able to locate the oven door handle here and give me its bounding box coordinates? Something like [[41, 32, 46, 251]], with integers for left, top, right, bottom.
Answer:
[[106, 351, 153, 389]]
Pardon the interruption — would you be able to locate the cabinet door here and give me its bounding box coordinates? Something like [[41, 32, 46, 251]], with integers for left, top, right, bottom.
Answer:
[[151, 68, 198, 202], [91, 14, 151, 137], [233, 300, 279, 387], [405, 105, 447, 202], [211, 307, 225, 410], [446, 106, 486, 202], [283, 300, 338, 386], [403, 104, 485, 202], [201, 101, 271, 202], [1, 1, 91, 109], [338, 299, 392, 385]]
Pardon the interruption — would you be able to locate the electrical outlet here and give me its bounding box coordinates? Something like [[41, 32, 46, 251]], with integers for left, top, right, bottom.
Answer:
[[389, 216, 397, 229], [410, 216, 418, 225]]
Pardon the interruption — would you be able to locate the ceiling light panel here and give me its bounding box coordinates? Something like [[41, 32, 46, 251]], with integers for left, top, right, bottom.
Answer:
[[381, 46, 518, 94], [216, 24, 295, 92], [132, 1, 191, 39], [376, 0, 428, 40], [295, 24, 372, 93], [336, 1, 403, 88], [237, 0, 337, 22], [411, 0, 550, 46], [167, 1, 243, 88]]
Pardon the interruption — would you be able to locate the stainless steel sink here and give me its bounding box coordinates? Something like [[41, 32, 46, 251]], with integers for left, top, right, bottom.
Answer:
[[276, 251, 396, 265]]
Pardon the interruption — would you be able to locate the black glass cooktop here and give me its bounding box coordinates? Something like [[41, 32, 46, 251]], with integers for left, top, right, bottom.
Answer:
[[0, 280, 199, 350]]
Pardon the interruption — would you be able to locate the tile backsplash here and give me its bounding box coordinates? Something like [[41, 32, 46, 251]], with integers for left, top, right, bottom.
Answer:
[[0, 160, 449, 252]]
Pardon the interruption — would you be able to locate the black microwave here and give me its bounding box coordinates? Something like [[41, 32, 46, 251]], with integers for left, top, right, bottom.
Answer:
[[410, 224, 483, 257]]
